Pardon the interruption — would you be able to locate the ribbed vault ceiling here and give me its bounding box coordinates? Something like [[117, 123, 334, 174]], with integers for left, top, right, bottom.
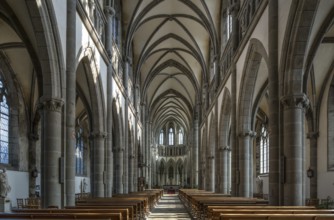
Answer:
[[123, 0, 221, 134]]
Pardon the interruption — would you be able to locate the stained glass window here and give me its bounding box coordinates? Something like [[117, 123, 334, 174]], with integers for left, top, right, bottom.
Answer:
[[76, 128, 84, 175]]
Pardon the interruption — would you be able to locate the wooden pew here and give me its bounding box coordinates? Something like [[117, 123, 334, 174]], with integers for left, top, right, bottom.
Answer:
[[191, 196, 268, 218], [0, 212, 122, 219], [207, 206, 317, 219], [211, 209, 334, 220], [12, 208, 129, 220], [219, 213, 334, 220], [69, 204, 136, 219], [76, 199, 145, 218]]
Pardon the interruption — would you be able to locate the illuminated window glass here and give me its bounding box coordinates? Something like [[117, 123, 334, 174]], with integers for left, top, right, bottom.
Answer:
[[0, 80, 9, 164], [76, 128, 84, 175], [178, 129, 183, 145], [159, 130, 164, 145], [168, 128, 174, 145], [260, 124, 269, 174]]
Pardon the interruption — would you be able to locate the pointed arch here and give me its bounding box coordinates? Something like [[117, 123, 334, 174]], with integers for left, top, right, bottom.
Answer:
[[237, 38, 269, 197]]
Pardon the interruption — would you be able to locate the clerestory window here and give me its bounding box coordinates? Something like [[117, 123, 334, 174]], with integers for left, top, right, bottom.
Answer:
[[169, 128, 174, 145]]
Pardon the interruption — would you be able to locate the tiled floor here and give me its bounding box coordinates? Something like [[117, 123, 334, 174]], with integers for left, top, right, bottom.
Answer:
[[147, 194, 192, 220]]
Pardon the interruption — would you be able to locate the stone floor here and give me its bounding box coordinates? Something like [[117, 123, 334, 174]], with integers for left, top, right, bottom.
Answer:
[[147, 194, 192, 220]]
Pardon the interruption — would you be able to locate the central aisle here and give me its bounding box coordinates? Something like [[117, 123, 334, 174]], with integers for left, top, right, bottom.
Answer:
[[147, 194, 191, 220]]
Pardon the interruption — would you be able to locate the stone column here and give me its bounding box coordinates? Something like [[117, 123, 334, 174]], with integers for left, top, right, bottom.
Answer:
[[230, 63, 238, 196], [104, 5, 115, 197], [230, 1, 239, 197], [29, 133, 39, 197], [227, 147, 232, 194], [114, 147, 124, 194], [40, 98, 64, 208], [91, 132, 106, 197], [213, 55, 220, 90], [129, 154, 135, 192], [133, 84, 140, 192], [281, 94, 309, 205], [307, 132, 318, 199], [147, 122, 152, 189], [123, 57, 131, 194], [238, 131, 256, 197], [65, 0, 76, 206], [145, 120, 150, 186], [221, 146, 230, 194], [268, 0, 280, 205], [206, 155, 214, 191]]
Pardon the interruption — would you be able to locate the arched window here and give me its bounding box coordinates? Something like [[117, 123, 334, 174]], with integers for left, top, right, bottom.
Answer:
[[159, 130, 164, 145], [260, 124, 269, 174], [75, 128, 84, 175], [0, 79, 9, 164], [168, 128, 174, 145], [226, 11, 232, 40], [178, 129, 183, 145]]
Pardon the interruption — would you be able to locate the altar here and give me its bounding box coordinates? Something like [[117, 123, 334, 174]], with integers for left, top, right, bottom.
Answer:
[[163, 185, 180, 194]]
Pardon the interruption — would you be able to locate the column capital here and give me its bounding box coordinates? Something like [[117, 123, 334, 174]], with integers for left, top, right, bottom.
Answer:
[[307, 132, 319, 139], [207, 155, 214, 160], [38, 97, 64, 113], [239, 130, 257, 138], [28, 133, 39, 141], [113, 147, 124, 153], [223, 145, 231, 151], [89, 131, 107, 139], [104, 6, 115, 17], [88, 0, 95, 6], [124, 56, 132, 65], [281, 93, 309, 110], [229, 1, 240, 14], [218, 145, 230, 152]]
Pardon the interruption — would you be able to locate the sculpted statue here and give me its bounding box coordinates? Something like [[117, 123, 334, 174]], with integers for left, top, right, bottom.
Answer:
[[0, 169, 11, 198], [256, 175, 263, 194]]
